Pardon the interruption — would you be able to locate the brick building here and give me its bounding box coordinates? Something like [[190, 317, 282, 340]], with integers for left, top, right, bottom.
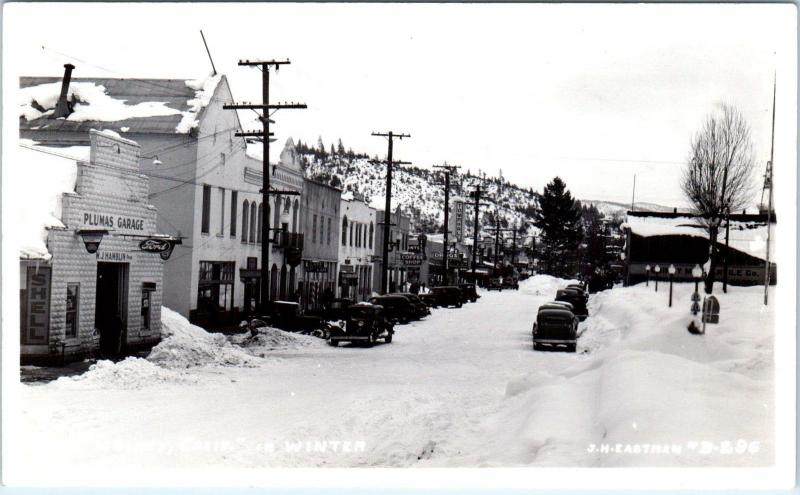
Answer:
[[18, 130, 172, 364]]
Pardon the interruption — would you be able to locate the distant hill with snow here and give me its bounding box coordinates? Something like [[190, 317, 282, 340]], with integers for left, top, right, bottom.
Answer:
[[294, 140, 670, 236]]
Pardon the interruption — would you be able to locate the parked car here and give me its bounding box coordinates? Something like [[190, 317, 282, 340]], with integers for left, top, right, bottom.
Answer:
[[458, 283, 480, 303], [369, 295, 418, 324], [418, 293, 439, 308], [327, 303, 394, 346], [555, 288, 589, 321], [532, 306, 579, 352], [319, 298, 355, 321], [430, 286, 464, 308], [396, 293, 431, 317], [485, 277, 504, 291], [502, 277, 520, 290], [246, 301, 326, 334]]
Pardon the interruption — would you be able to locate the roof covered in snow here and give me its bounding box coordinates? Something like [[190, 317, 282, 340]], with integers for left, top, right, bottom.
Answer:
[[624, 212, 775, 262], [19, 74, 222, 135], [14, 140, 85, 260]]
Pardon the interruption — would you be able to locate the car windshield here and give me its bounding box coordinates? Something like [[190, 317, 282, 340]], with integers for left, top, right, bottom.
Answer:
[[349, 307, 373, 319]]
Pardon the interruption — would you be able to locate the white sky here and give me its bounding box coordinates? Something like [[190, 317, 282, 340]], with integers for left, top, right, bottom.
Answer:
[[3, 2, 796, 208]]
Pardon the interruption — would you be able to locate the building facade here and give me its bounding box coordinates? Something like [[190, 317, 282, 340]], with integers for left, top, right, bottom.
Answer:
[[338, 194, 376, 300], [19, 130, 170, 364], [299, 179, 341, 312], [623, 211, 777, 286], [372, 208, 412, 293], [19, 66, 305, 328]]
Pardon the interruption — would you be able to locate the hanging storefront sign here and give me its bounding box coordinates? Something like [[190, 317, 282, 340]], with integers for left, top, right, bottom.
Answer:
[[139, 238, 172, 254], [305, 260, 329, 273], [400, 252, 423, 266], [453, 199, 465, 243]]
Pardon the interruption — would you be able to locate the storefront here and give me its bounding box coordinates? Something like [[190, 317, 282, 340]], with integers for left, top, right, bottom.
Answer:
[[18, 130, 173, 364], [300, 260, 337, 311]]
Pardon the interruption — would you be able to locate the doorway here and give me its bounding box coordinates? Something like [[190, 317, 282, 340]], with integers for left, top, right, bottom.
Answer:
[[95, 262, 129, 357]]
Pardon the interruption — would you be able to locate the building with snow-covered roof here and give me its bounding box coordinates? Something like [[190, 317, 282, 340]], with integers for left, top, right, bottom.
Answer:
[[622, 210, 777, 286], [19, 64, 305, 328], [16, 130, 172, 364]]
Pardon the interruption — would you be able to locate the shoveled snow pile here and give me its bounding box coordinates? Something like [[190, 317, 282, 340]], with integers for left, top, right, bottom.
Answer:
[[229, 326, 320, 354], [458, 282, 774, 467], [147, 307, 259, 368], [50, 357, 197, 390], [19, 81, 181, 122]]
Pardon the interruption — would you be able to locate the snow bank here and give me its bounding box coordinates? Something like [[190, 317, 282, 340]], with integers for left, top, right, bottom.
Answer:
[[176, 74, 222, 133], [50, 358, 196, 390], [13, 141, 83, 260], [483, 283, 774, 466], [229, 327, 319, 354], [19, 81, 181, 122], [147, 307, 258, 368]]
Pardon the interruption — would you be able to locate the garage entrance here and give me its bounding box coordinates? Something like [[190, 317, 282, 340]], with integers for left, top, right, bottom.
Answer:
[[95, 262, 129, 357]]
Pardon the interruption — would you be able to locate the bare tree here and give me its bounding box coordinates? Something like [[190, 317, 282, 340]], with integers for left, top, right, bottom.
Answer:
[[681, 103, 756, 293]]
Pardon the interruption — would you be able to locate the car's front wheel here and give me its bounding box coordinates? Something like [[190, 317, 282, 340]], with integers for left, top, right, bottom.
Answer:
[[327, 339, 339, 347], [566, 343, 577, 353], [385, 332, 393, 343]]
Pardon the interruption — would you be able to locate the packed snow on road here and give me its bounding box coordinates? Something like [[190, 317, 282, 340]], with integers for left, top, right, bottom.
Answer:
[[11, 275, 773, 474]]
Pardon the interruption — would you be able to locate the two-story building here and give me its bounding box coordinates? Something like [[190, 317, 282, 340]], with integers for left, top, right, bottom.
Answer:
[[338, 192, 377, 300], [372, 207, 412, 293], [299, 178, 341, 311], [19, 64, 304, 328], [17, 130, 171, 363]]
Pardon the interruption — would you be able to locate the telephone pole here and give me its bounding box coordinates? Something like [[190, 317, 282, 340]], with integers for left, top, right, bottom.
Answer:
[[371, 131, 410, 294], [468, 184, 489, 281], [224, 59, 306, 311], [433, 163, 460, 284], [764, 72, 776, 305]]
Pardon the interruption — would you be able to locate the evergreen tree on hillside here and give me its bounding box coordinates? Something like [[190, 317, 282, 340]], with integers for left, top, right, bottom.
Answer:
[[337, 139, 345, 155], [534, 177, 583, 277]]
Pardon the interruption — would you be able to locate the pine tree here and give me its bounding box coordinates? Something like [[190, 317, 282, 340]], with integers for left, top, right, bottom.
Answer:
[[337, 138, 345, 155], [533, 177, 583, 277]]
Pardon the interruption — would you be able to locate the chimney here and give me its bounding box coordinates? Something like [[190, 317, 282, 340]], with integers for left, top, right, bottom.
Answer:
[[50, 63, 75, 119]]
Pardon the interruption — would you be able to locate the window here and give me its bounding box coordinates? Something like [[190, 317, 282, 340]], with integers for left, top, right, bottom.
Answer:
[[242, 200, 249, 244], [320, 215, 324, 245], [327, 218, 332, 245], [350, 223, 354, 246], [257, 204, 263, 244], [341, 216, 348, 246], [230, 191, 238, 238], [197, 261, 235, 313], [201, 185, 211, 234], [249, 202, 257, 243], [65, 283, 79, 338], [312, 215, 317, 244], [220, 153, 226, 167], [369, 222, 374, 250], [218, 188, 225, 236]]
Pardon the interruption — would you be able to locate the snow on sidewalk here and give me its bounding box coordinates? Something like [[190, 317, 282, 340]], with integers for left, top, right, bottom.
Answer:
[[433, 281, 774, 467]]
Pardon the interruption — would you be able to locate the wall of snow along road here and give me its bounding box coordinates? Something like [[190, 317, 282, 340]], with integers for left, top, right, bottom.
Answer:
[[465, 281, 774, 467]]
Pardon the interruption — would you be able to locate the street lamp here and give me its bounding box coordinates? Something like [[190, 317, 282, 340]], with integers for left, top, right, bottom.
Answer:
[[668, 264, 676, 307], [76, 229, 108, 254], [645, 264, 651, 287], [654, 264, 661, 292]]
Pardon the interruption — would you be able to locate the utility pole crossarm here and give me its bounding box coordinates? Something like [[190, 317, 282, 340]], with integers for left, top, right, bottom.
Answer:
[[372, 132, 411, 139], [235, 131, 275, 137], [223, 103, 307, 110], [238, 59, 291, 67]]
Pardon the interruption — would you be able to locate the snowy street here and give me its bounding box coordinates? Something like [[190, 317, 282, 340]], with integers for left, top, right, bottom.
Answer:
[[12, 276, 774, 474]]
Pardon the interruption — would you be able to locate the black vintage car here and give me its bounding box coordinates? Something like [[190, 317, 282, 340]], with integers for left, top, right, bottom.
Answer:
[[502, 277, 520, 290], [485, 277, 504, 291], [555, 288, 589, 321], [369, 295, 418, 324], [430, 286, 464, 308], [245, 301, 326, 334], [532, 306, 579, 352], [458, 283, 480, 303], [320, 298, 355, 321], [396, 293, 431, 317], [327, 303, 394, 346], [418, 293, 439, 308]]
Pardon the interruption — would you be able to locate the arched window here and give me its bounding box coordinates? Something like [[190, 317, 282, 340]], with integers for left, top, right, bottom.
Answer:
[[257, 203, 263, 244], [292, 199, 299, 233], [249, 201, 257, 243], [341, 216, 348, 246], [350, 222, 354, 247], [241, 200, 249, 244], [369, 222, 374, 250], [355, 224, 360, 248], [273, 196, 281, 231]]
